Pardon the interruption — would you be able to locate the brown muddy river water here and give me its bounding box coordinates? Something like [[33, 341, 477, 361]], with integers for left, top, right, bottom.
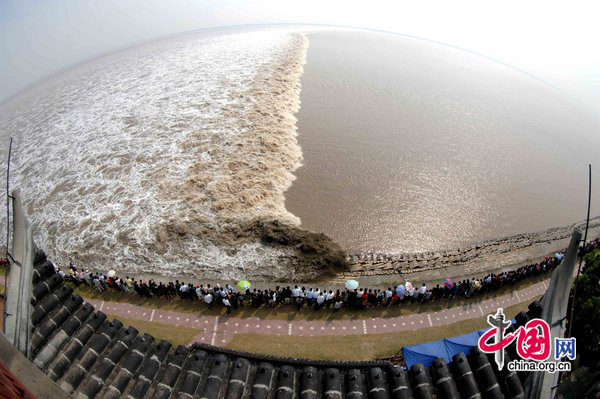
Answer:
[[286, 30, 600, 254]]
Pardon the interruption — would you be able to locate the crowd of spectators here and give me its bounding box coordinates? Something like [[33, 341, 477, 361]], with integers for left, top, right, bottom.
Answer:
[[58, 237, 600, 314]]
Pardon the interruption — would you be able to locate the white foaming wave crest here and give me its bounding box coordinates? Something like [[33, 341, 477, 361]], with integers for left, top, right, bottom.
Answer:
[[0, 30, 310, 279]]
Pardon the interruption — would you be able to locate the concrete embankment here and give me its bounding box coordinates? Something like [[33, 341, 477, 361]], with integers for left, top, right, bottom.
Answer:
[[329, 216, 600, 286]]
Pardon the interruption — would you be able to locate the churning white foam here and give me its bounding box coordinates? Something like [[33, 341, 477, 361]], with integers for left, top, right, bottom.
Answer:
[[0, 29, 315, 280]]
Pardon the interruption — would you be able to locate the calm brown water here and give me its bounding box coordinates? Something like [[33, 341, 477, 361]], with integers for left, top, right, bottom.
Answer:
[[285, 30, 600, 253]]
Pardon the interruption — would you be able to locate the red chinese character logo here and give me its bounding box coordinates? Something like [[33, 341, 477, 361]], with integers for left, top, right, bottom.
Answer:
[[479, 318, 551, 362], [515, 319, 551, 361]]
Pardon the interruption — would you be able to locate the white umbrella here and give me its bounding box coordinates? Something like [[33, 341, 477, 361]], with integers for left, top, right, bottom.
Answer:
[[107, 270, 116, 278], [345, 279, 359, 290]]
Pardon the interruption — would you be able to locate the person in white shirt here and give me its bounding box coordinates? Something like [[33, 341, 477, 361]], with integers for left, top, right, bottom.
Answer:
[[204, 293, 213, 308], [316, 293, 325, 310], [313, 289, 321, 306], [385, 288, 393, 305], [334, 300, 343, 311], [325, 290, 334, 307], [292, 285, 301, 298], [222, 297, 231, 314], [179, 284, 188, 300]]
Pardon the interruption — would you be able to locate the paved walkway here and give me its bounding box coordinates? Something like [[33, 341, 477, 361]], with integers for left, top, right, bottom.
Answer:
[[0, 274, 547, 347], [83, 279, 547, 347]]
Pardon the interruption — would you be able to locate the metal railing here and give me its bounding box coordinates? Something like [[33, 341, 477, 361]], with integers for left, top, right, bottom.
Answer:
[[3, 191, 34, 357]]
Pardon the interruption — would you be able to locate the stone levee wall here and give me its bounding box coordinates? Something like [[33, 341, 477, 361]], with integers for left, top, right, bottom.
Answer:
[[333, 217, 600, 285]]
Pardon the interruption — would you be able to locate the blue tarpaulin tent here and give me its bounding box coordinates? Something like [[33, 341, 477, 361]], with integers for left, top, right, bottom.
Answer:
[[444, 331, 483, 356], [403, 322, 513, 368], [402, 340, 448, 368]]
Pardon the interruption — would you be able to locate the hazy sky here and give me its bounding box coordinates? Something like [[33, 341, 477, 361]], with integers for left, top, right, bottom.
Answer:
[[1, 0, 599, 115]]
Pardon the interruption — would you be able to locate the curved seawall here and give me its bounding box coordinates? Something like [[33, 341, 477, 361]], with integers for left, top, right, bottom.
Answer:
[[343, 216, 600, 276]]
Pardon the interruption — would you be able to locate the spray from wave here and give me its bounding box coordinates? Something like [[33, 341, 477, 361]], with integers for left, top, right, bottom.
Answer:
[[0, 29, 347, 281]]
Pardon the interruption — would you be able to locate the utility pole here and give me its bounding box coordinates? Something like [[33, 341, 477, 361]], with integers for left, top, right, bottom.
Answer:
[[567, 164, 592, 338], [6, 137, 13, 261]]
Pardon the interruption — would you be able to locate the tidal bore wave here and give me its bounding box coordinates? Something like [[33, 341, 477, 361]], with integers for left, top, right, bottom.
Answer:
[[0, 30, 347, 281]]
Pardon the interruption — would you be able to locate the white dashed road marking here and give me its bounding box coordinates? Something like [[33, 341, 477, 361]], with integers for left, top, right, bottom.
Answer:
[[150, 309, 155, 322], [427, 314, 432, 327], [362, 320, 367, 335], [211, 316, 219, 346]]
